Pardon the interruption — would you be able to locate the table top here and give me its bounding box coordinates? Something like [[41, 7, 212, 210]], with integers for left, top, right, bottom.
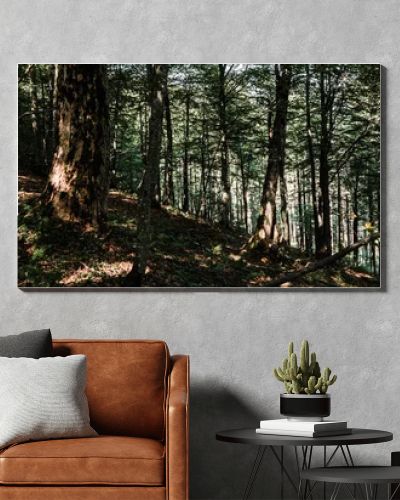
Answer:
[[216, 428, 393, 447], [301, 466, 400, 484]]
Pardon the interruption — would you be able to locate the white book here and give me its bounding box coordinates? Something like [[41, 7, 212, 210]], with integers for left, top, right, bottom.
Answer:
[[256, 428, 352, 438], [259, 419, 347, 432]]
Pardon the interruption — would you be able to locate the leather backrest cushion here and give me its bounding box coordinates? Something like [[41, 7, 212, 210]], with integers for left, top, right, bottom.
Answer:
[[52, 340, 170, 440]]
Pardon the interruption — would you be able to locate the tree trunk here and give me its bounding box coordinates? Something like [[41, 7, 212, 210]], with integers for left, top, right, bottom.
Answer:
[[305, 65, 320, 256], [138, 103, 146, 164], [110, 65, 123, 189], [248, 64, 292, 251], [297, 165, 304, 249], [44, 64, 110, 230], [28, 65, 43, 174], [279, 161, 290, 244], [353, 168, 360, 265], [126, 64, 166, 286], [39, 71, 49, 171], [199, 115, 209, 219], [162, 67, 174, 205], [198, 120, 205, 218], [346, 194, 351, 247], [317, 67, 332, 258], [49, 64, 59, 164], [239, 144, 249, 233], [367, 165, 377, 274], [182, 89, 190, 212], [337, 173, 342, 250], [218, 64, 231, 227], [305, 189, 313, 254]]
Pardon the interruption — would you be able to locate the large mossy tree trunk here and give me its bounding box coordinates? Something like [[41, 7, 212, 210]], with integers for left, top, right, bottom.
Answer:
[[44, 64, 110, 230], [248, 64, 292, 252], [125, 64, 166, 287]]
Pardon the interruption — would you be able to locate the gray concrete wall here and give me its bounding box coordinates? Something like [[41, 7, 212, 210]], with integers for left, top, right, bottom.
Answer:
[[1, 1, 399, 498]]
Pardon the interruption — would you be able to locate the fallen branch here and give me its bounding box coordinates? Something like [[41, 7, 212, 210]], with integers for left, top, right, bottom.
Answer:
[[265, 232, 380, 287]]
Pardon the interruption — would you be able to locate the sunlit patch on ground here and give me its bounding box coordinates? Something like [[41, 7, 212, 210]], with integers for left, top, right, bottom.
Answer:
[[18, 174, 380, 288], [60, 261, 132, 286]]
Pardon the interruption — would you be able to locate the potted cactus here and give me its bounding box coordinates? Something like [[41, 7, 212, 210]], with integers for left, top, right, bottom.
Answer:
[[273, 340, 337, 420]]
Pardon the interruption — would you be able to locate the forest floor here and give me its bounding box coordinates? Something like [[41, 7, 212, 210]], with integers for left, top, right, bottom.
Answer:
[[18, 173, 379, 288]]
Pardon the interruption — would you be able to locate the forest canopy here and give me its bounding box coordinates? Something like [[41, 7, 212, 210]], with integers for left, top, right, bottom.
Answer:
[[18, 64, 381, 288]]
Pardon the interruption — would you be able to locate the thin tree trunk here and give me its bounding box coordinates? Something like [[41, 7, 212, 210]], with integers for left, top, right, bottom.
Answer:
[[39, 72, 49, 171], [346, 194, 351, 247], [199, 115, 209, 219], [189, 152, 194, 213], [239, 144, 249, 233], [162, 67, 174, 205], [28, 65, 42, 174], [125, 64, 166, 286], [110, 65, 123, 189], [50, 64, 59, 164], [305, 65, 320, 256], [138, 103, 146, 164], [353, 169, 360, 265], [279, 163, 290, 244], [219, 64, 231, 227], [318, 67, 332, 257], [182, 90, 190, 212], [337, 173, 342, 250], [367, 166, 377, 274], [297, 165, 304, 249], [152, 155, 161, 208]]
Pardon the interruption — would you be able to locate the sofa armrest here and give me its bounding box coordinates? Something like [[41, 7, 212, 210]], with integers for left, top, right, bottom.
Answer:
[[166, 355, 189, 500]]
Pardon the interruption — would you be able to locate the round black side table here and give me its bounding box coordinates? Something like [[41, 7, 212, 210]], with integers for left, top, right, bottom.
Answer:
[[216, 428, 393, 500], [301, 466, 400, 500]]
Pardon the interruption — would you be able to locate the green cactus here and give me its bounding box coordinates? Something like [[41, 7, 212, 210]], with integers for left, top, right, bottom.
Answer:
[[300, 339, 309, 372], [273, 340, 337, 395], [292, 379, 302, 394], [318, 367, 338, 394], [305, 376, 317, 394]]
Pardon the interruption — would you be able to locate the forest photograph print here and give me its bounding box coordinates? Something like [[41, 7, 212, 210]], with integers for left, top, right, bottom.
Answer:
[[18, 64, 381, 288]]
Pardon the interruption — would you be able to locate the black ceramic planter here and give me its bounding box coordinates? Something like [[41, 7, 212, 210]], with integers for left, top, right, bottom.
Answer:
[[280, 394, 331, 420]]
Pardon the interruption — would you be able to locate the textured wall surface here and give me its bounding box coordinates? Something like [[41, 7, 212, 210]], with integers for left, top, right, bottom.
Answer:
[[1, 1, 399, 498]]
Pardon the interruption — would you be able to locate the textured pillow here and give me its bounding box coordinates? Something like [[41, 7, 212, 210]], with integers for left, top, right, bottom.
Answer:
[[0, 329, 53, 358], [0, 355, 97, 449]]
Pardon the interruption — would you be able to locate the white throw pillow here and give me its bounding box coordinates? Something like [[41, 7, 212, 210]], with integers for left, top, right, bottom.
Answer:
[[0, 355, 97, 449]]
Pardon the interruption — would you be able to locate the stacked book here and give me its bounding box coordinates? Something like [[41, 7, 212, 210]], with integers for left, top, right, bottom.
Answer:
[[256, 419, 352, 438]]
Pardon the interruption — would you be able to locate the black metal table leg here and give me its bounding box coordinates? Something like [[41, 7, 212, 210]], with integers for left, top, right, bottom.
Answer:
[[281, 446, 284, 500], [242, 441, 385, 500], [324, 446, 327, 500], [243, 445, 266, 500], [270, 445, 299, 493], [243, 445, 300, 499]]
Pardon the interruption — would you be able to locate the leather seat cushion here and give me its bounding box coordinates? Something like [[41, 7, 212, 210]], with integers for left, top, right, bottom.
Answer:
[[0, 486, 166, 500], [0, 436, 165, 486]]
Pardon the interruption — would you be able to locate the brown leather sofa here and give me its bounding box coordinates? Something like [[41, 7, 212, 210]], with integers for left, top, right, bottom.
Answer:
[[0, 339, 189, 500]]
